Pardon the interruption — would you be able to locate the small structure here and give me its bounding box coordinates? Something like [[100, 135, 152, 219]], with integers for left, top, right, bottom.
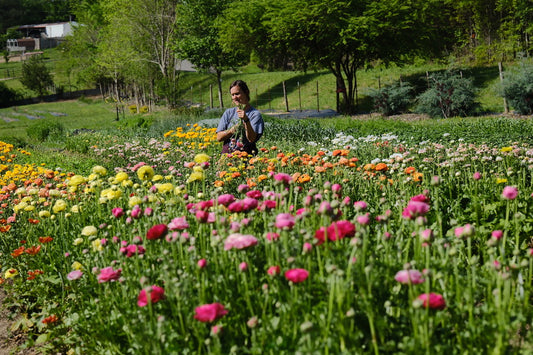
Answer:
[[6, 22, 77, 54]]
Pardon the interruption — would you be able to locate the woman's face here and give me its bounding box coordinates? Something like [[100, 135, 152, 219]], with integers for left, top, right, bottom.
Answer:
[[230, 85, 249, 106]]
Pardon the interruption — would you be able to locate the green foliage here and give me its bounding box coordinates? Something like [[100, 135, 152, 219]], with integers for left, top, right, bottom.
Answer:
[[20, 55, 54, 98], [26, 120, 65, 142], [499, 62, 533, 115], [0, 81, 20, 108], [369, 82, 413, 116], [415, 71, 479, 118]]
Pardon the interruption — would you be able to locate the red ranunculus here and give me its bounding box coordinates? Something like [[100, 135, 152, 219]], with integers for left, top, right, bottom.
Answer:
[[146, 224, 168, 240], [137, 285, 165, 307], [194, 303, 228, 322], [284, 268, 309, 283]]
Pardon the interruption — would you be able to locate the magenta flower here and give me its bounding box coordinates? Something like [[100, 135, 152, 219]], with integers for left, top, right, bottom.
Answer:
[[146, 224, 168, 240], [259, 200, 277, 211], [227, 198, 258, 213], [137, 285, 165, 307], [168, 216, 189, 230], [239, 262, 248, 272], [353, 200, 368, 211], [285, 268, 309, 283], [97, 266, 122, 283], [402, 201, 430, 220], [356, 213, 370, 226], [473, 172, 482, 180], [394, 269, 425, 284], [491, 230, 503, 240], [67, 270, 83, 281], [112, 207, 124, 218], [194, 303, 228, 322], [454, 223, 475, 238], [265, 232, 280, 242], [246, 190, 263, 199], [327, 220, 356, 241], [224, 233, 258, 250], [502, 186, 519, 200], [120, 244, 146, 257], [417, 293, 446, 310], [195, 210, 209, 223], [267, 265, 281, 276], [275, 213, 295, 229], [217, 194, 236, 206], [273, 173, 292, 185], [237, 184, 250, 193], [331, 183, 342, 194], [131, 205, 142, 219], [303, 242, 313, 253], [197, 258, 207, 269], [196, 200, 214, 211]]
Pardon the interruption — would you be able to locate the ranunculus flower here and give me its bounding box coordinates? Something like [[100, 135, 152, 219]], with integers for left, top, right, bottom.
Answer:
[[284, 268, 309, 283], [97, 266, 122, 283], [224, 233, 258, 250], [273, 173, 291, 184], [146, 224, 168, 240], [326, 220, 356, 242], [197, 259, 207, 268], [402, 201, 430, 220], [246, 190, 263, 199], [454, 223, 475, 238], [491, 230, 503, 240], [502, 186, 518, 200], [217, 194, 236, 206], [265, 232, 280, 242], [67, 270, 83, 281], [168, 216, 189, 230], [417, 293, 446, 310], [394, 269, 425, 284], [267, 265, 281, 276], [112, 207, 124, 218], [137, 165, 155, 181], [194, 303, 228, 322], [473, 172, 482, 180], [275, 213, 295, 229], [137, 285, 165, 307], [81, 225, 98, 237], [353, 201, 368, 211]]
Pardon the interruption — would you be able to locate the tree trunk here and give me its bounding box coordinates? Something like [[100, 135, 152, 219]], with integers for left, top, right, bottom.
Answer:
[[216, 69, 224, 108]]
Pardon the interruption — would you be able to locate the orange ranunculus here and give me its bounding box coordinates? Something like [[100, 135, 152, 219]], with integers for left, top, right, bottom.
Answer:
[[315, 166, 326, 173], [316, 150, 326, 156], [28, 218, 39, 224], [231, 172, 241, 179], [6, 183, 16, 191], [332, 149, 349, 156], [292, 172, 301, 183], [375, 163, 388, 171], [413, 172, 423, 182], [270, 146, 277, 151], [298, 174, 311, 183], [404, 166, 416, 174], [277, 152, 285, 159], [214, 180, 224, 187], [363, 163, 375, 171], [323, 162, 334, 169], [42, 314, 58, 324], [257, 174, 268, 182], [246, 178, 257, 188], [218, 171, 227, 178], [39, 236, 53, 243], [11, 246, 25, 257], [25, 245, 42, 255]]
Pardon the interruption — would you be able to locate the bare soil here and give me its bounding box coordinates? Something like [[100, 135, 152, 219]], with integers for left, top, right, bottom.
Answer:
[[0, 289, 39, 355]]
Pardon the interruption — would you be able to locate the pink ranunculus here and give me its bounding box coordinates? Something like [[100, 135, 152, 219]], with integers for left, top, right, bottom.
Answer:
[[402, 201, 430, 220], [194, 303, 228, 322], [419, 229, 434, 242], [137, 285, 165, 307], [331, 183, 342, 194], [417, 293, 446, 310], [473, 172, 482, 180], [303, 242, 313, 253], [143, 207, 153, 216], [239, 262, 248, 272], [122, 244, 146, 257], [267, 265, 281, 276], [146, 224, 168, 240], [284, 268, 309, 283], [246, 190, 263, 199], [353, 200, 368, 211], [112, 207, 124, 218], [195, 210, 209, 223], [454, 223, 475, 238], [491, 230, 503, 240], [168, 216, 189, 230], [97, 266, 122, 283], [224, 233, 258, 250], [196, 200, 214, 211], [275, 213, 295, 229], [410, 194, 430, 204], [67, 270, 83, 281], [131, 205, 142, 219], [197, 258, 207, 268], [394, 269, 425, 284], [356, 213, 370, 226], [259, 199, 277, 211], [242, 198, 259, 211], [237, 184, 250, 193], [265, 232, 280, 242], [273, 173, 292, 185], [502, 186, 519, 200], [217, 194, 236, 206], [326, 220, 356, 241]]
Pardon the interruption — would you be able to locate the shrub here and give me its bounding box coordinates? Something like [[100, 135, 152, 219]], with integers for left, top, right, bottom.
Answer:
[[369, 82, 413, 116], [128, 104, 138, 114], [0, 82, 20, 108], [20, 55, 54, 98], [500, 62, 533, 115], [26, 120, 65, 142], [415, 71, 478, 118]]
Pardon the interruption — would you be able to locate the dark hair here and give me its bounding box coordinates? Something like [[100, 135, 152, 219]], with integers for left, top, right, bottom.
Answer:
[[229, 80, 250, 101]]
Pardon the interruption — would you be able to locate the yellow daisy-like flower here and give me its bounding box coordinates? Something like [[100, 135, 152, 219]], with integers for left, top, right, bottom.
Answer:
[[52, 199, 67, 213], [194, 153, 210, 164], [129, 196, 143, 208], [500, 146, 513, 153], [71, 261, 82, 270], [92, 165, 107, 176], [88, 173, 100, 181], [152, 174, 164, 182], [174, 185, 187, 195], [187, 171, 204, 184], [496, 178, 508, 184], [23, 205, 35, 212], [4, 269, 18, 279], [156, 183, 174, 194], [71, 205, 80, 213], [13, 201, 28, 213], [81, 225, 98, 237], [38, 210, 51, 218], [137, 165, 155, 181]]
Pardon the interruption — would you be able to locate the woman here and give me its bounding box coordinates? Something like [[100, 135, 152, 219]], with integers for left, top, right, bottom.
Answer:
[[216, 80, 264, 155]]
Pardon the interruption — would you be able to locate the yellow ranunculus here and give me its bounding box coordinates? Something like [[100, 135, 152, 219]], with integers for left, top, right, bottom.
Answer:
[[23, 205, 35, 212], [68, 175, 86, 187], [174, 185, 187, 195], [92, 165, 107, 176], [187, 171, 204, 184], [501, 146, 513, 152], [13, 202, 28, 213], [137, 165, 155, 181], [48, 189, 61, 198], [152, 174, 164, 182], [71, 205, 80, 213], [38, 210, 51, 218], [73, 238, 84, 246], [92, 239, 103, 252], [53, 199, 67, 213], [122, 179, 133, 187], [193, 166, 204, 173], [496, 178, 508, 184], [194, 153, 210, 164], [4, 269, 18, 279], [156, 183, 174, 194], [81, 226, 98, 237], [128, 196, 143, 208], [114, 172, 129, 183], [71, 261, 82, 270]]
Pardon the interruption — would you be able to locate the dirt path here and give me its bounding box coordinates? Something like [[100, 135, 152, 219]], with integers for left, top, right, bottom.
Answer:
[[0, 289, 38, 355]]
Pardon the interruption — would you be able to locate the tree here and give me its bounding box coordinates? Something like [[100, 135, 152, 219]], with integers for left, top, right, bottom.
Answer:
[[20, 55, 54, 98], [175, 0, 247, 108]]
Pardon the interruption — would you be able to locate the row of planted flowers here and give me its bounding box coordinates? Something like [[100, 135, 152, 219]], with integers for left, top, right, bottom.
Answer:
[[0, 123, 532, 354]]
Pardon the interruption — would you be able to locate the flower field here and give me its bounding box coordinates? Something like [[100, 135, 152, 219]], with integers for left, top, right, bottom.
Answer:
[[1, 119, 533, 354]]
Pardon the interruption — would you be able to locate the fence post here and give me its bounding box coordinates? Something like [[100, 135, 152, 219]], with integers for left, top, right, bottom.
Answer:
[[316, 81, 320, 112], [499, 62, 509, 113], [268, 86, 271, 110], [283, 81, 289, 112], [298, 81, 302, 111], [210, 84, 213, 108], [190, 86, 193, 104]]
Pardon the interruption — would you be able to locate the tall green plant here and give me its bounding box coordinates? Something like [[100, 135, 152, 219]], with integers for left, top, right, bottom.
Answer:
[[499, 62, 533, 115], [20, 55, 54, 99]]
